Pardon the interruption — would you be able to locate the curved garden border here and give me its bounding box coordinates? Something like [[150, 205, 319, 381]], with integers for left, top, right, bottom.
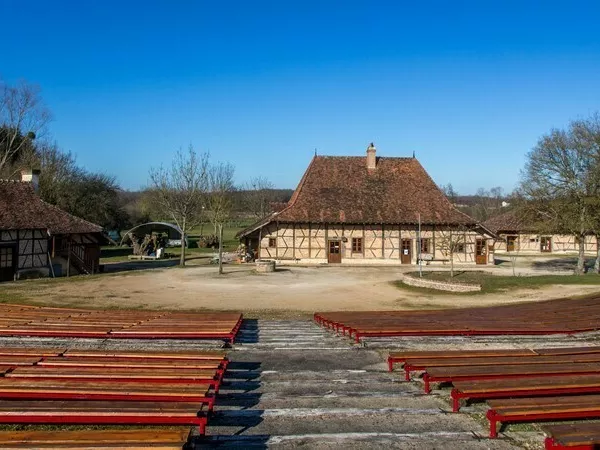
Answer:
[[401, 274, 481, 292]]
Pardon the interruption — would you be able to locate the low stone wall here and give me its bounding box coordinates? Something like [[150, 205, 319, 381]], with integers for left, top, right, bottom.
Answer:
[[401, 275, 481, 292]]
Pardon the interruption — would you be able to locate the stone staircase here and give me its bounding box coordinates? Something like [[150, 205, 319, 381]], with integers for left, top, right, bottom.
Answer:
[[195, 320, 524, 449]]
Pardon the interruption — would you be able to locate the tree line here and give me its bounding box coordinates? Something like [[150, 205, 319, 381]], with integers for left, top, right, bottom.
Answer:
[[0, 79, 289, 256]]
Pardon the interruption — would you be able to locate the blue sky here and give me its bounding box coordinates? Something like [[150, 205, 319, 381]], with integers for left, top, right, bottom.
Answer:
[[2, 1, 599, 193]]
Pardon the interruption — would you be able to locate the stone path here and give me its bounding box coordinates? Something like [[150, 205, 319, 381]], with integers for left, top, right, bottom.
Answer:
[[195, 320, 528, 449]]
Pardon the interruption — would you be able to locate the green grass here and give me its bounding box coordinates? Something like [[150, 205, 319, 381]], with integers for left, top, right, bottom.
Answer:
[[395, 271, 600, 295], [101, 221, 253, 264]]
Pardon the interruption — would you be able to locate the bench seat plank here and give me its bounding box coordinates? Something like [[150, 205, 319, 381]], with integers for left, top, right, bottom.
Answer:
[[423, 363, 600, 393], [544, 422, 600, 449], [39, 356, 223, 369], [486, 395, 600, 438], [0, 400, 207, 433], [0, 428, 190, 449], [62, 349, 226, 360], [451, 374, 600, 411]]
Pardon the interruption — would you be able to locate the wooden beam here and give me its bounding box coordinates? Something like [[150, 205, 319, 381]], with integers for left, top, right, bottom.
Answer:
[[398, 224, 402, 259], [308, 223, 312, 258], [275, 221, 279, 260], [257, 227, 262, 259], [362, 224, 366, 258], [325, 224, 328, 261], [433, 224, 436, 258], [292, 223, 296, 259], [381, 224, 385, 258]]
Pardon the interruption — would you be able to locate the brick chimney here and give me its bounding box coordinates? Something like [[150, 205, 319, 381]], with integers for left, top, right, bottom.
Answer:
[[366, 143, 377, 170], [20, 168, 40, 192]]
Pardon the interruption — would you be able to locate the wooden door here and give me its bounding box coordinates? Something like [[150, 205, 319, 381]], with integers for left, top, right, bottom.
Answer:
[[540, 236, 552, 252], [401, 239, 412, 264], [328, 240, 342, 264], [475, 238, 487, 265], [506, 235, 517, 252], [0, 246, 16, 282]]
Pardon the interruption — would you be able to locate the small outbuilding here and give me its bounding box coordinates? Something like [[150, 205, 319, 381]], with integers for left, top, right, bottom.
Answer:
[[484, 210, 598, 254], [0, 170, 104, 281]]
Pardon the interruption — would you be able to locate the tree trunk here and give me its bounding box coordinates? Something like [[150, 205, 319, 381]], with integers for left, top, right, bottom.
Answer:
[[180, 235, 186, 266], [449, 233, 454, 278], [576, 233, 585, 275], [595, 235, 600, 274], [218, 223, 224, 275]]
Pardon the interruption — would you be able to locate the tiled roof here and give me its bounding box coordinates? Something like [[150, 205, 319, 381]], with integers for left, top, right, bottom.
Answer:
[[0, 180, 103, 234], [483, 209, 530, 234], [273, 155, 475, 225]]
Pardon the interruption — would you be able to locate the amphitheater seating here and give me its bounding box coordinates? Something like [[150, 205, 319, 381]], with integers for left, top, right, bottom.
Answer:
[[0, 304, 243, 342], [0, 347, 229, 435], [316, 296, 600, 343]]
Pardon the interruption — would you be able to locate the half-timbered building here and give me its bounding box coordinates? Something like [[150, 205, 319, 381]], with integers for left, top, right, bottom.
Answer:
[[484, 210, 598, 254], [0, 171, 104, 282], [238, 144, 494, 265]]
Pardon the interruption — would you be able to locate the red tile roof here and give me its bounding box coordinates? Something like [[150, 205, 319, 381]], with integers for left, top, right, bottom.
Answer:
[[483, 209, 531, 234], [273, 155, 475, 225], [0, 181, 103, 234]]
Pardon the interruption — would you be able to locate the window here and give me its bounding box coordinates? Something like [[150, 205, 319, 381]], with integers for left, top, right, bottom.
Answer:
[[268, 238, 277, 248], [0, 247, 13, 268], [420, 238, 431, 254], [352, 238, 363, 253], [454, 242, 465, 253]]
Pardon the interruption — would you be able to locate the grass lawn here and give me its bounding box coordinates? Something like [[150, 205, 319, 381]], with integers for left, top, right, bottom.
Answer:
[[101, 221, 253, 264], [396, 270, 600, 295]]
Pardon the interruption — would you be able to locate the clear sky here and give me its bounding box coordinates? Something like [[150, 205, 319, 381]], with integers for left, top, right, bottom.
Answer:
[[2, 1, 599, 194]]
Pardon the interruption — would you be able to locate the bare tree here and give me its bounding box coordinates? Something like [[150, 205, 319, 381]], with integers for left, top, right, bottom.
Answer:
[[243, 176, 276, 219], [440, 183, 458, 203], [0, 79, 51, 175], [519, 113, 600, 275], [471, 187, 504, 222], [206, 162, 236, 274], [436, 227, 466, 278], [148, 145, 209, 266]]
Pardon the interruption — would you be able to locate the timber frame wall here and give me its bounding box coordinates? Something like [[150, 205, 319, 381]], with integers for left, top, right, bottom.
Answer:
[[0, 229, 49, 276], [257, 223, 488, 264], [493, 233, 599, 254]]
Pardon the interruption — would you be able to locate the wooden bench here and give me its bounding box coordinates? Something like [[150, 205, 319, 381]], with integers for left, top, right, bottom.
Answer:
[[422, 362, 600, 394], [0, 400, 208, 434], [403, 354, 600, 381], [0, 305, 244, 343], [543, 422, 600, 449], [486, 395, 600, 438], [387, 348, 539, 372], [451, 374, 600, 412], [0, 378, 216, 409], [314, 296, 600, 343], [0, 428, 191, 449]]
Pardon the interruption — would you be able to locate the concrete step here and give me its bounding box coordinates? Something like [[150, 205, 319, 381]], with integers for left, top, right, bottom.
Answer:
[[193, 432, 521, 449]]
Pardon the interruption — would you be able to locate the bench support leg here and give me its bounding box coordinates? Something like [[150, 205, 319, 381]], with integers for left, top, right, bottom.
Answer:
[[486, 410, 499, 438], [423, 374, 431, 394], [404, 366, 411, 381], [450, 390, 460, 412], [387, 357, 393, 372]]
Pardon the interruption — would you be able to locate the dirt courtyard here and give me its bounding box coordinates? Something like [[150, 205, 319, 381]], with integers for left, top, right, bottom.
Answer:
[[7, 265, 600, 317]]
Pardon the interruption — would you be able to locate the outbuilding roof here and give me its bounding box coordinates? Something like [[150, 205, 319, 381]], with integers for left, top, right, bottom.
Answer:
[[0, 180, 103, 234], [483, 209, 530, 234]]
